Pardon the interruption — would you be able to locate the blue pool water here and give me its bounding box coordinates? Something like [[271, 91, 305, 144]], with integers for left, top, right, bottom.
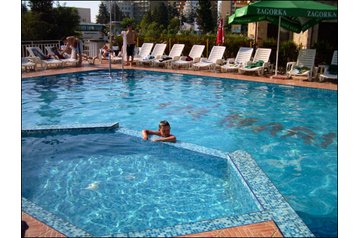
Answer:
[[22, 132, 260, 236], [22, 69, 337, 237]]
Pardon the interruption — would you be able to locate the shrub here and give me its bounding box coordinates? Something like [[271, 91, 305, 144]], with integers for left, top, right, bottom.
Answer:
[[313, 41, 336, 65], [263, 38, 299, 72]]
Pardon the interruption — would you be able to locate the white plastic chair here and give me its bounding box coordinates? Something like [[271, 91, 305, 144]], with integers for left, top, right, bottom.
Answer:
[[171, 45, 205, 69], [221, 47, 253, 73], [132, 43, 154, 63], [137, 43, 167, 65], [239, 48, 272, 76], [286, 49, 316, 81], [319, 50, 338, 81], [21, 57, 36, 72], [152, 44, 185, 68], [45, 46, 78, 67], [110, 43, 152, 64], [192, 46, 226, 71]]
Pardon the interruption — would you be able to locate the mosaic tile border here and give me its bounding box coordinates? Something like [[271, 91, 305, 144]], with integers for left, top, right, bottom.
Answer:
[[22, 122, 119, 136], [22, 197, 91, 237], [22, 68, 337, 93], [130, 68, 337, 92], [22, 126, 314, 237], [112, 128, 314, 238]]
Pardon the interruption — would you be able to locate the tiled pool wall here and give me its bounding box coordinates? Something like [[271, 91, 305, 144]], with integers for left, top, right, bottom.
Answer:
[[22, 124, 314, 237]]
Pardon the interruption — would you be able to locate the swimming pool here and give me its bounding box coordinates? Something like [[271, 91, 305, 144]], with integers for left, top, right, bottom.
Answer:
[[22, 69, 337, 237], [22, 130, 262, 236]]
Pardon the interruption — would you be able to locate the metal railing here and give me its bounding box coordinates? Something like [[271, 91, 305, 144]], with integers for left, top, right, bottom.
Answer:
[[21, 40, 91, 57], [21, 40, 62, 57]]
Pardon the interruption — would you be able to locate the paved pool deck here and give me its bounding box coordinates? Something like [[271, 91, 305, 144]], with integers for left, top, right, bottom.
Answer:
[[21, 61, 337, 91]]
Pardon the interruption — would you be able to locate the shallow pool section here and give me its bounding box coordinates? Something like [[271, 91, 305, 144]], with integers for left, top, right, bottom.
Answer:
[[22, 126, 313, 237]]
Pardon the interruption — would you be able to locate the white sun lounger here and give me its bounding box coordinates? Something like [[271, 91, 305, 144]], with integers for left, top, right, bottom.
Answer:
[[319, 50, 337, 82], [26, 47, 64, 69], [137, 43, 167, 65], [221, 47, 253, 73], [239, 48, 272, 76], [286, 49, 316, 81], [171, 45, 205, 69], [132, 43, 154, 63], [45, 46, 78, 67], [21, 57, 36, 72], [192, 46, 226, 71], [152, 44, 185, 68]]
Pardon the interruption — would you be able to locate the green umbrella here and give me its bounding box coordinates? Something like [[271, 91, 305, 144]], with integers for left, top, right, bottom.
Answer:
[[228, 1, 337, 75]]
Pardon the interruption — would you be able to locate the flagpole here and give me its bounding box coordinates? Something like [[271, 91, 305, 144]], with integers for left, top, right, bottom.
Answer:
[[275, 16, 281, 76]]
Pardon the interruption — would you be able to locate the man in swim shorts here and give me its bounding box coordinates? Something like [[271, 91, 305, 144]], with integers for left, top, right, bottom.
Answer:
[[126, 24, 137, 66], [142, 120, 176, 142]]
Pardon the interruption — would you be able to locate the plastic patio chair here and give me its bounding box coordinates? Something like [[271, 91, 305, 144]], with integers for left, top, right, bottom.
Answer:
[[238, 48, 272, 76], [26, 46, 64, 70], [192, 46, 226, 71], [221, 47, 253, 73], [286, 49, 317, 81], [45, 46, 78, 67], [152, 44, 185, 68], [137, 43, 167, 65], [171, 45, 205, 69], [319, 50, 338, 82]]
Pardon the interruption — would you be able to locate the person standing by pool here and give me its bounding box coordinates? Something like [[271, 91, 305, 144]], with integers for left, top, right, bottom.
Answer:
[[125, 24, 137, 66], [142, 120, 176, 142], [66, 36, 83, 66]]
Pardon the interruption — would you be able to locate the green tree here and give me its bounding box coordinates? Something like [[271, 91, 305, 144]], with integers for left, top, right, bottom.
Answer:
[[51, 6, 80, 39], [139, 12, 152, 34], [28, 0, 53, 12], [111, 3, 125, 22], [120, 17, 135, 29], [22, 1, 81, 40], [28, 0, 53, 22], [196, 0, 215, 34], [144, 22, 162, 40], [21, 3, 28, 14], [96, 2, 109, 24], [167, 18, 180, 35], [152, 3, 168, 28], [22, 12, 50, 40], [168, 4, 179, 19]]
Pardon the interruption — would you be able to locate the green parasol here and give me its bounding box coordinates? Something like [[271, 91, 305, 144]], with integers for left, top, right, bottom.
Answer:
[[228, 1, 337, 75]]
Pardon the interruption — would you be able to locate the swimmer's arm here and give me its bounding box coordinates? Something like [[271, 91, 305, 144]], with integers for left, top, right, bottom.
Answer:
[[142, 129, 160, 140], [152, 135, 176, 143]]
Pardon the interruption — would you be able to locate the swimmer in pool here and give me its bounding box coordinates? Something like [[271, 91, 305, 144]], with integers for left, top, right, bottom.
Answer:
[[142, 120, 176, 143]]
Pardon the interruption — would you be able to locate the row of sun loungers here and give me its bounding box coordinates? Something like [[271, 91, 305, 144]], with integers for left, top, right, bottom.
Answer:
[[22, 43, 337, 81], [111, 43, 272, 76], [22, 46, 79, 71]]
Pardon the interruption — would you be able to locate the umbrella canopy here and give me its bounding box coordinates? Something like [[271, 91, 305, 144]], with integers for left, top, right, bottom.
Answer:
[[216, 18, 225, 45], [229, 1, 337, 33], [228, 1, 338, 75]]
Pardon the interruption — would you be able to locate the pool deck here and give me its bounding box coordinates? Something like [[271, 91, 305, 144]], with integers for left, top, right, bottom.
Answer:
[[22, 211, 282, 237], [21, 61, 333, 237], [21, 61, 338, 91]]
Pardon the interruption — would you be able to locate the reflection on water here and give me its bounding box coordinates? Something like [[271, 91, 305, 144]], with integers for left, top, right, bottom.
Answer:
[[219, 113, 336, 149]]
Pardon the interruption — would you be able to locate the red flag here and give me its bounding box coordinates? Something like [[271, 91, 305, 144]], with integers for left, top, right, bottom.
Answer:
[[216, 18, 224, 45]]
